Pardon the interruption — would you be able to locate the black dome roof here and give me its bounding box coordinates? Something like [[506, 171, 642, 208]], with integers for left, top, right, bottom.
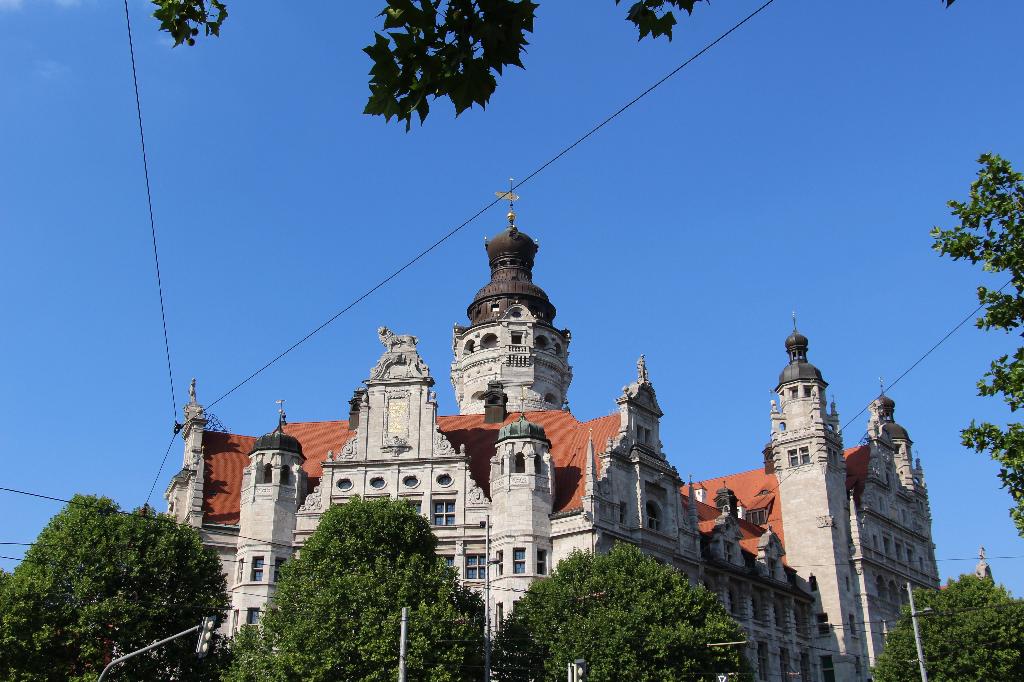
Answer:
[[883, 421, 910, 441], [251, 419, 302, 456], [778, 362, 824, 385], [785, 330, 808, 349], [486, 226, 538, 267]]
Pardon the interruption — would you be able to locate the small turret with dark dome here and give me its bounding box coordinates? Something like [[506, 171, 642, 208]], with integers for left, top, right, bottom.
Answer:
[[777, 326, 825, 388], [876, 392, 910, 442], [251, 413, 303, 457], [497, 413, 549, 444]]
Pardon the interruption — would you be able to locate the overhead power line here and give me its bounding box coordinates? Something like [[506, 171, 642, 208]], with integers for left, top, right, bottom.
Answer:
[[201, 0, 779, 412], [122, 0, 177, 420]]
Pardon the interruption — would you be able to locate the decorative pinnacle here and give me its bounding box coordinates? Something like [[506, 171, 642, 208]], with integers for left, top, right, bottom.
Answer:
[[495, 177, 519, 230], [879, 376, 885, 395], [275, 399, 286, 429], [792, 310, 797, 331]]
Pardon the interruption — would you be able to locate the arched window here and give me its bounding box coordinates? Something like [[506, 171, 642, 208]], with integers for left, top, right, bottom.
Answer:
[[263, 463, 273, 483], [534, 454, 543, 474], [544, 393, 556, 405], [280, 465, 290, 485], [645, 502, 661, 531], [464, 339, 475, 354], [535, 336, 549, 350], [513, 452, 526, 474], [481, 333, 499, 349], [500, 457, 505, 475]]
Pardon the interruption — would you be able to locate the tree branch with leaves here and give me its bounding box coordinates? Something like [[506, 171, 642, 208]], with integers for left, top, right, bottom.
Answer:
[[933, 153, 1024, 536]]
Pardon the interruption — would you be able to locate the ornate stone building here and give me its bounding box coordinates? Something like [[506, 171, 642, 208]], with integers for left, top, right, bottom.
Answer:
[[167, 208, 940, 681]]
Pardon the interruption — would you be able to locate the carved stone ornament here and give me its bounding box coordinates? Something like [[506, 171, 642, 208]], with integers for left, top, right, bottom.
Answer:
[[381, 435, 411, 456], [816, 515, 835, 528], [466, 484, 487, 506], [339, 436, 359, 460], [299, 484, 324, 513], [510, 474, 529, 486], [433, 430, 457, 457]]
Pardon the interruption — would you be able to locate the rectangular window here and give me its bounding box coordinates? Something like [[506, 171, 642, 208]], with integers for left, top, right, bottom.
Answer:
[[779, 648, 790, 677], [433, 500, 456, 526], [821, 655, 836, 682], [789, 387, 798, 399], [799, 446, 810, 464], [465, 554, 487, 580], [803, 385, 813, 397], [246, 608, 260, 625], [232, 609, 239, 632], [848, 613, 857, 635], [800, 653, 811, 681], [496, 550, 504, 576], [496, 602, 504, 629], [250, 556, 264, 582], [817, 613, 830, 635], [618, 501, 627, 525], [236, 558, 244, 583], [404, 498, 422, 515], [788, 449, 799, 467], [757, 642, 768, 680], [443, 556, 455, 568], [746, 508, 768, 525], [774, 600, 785, 627], [274, 557, 285, 582], [537, 549, 547, 575], [513, 547, 526, 574], [883, 536, 892, 555]]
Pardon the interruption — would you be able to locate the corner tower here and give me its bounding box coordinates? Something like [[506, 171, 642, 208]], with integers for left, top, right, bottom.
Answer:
[[451, 199, 572, 414]]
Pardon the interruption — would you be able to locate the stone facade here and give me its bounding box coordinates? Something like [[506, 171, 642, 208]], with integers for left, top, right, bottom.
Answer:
[[166, 218, 939, 681]]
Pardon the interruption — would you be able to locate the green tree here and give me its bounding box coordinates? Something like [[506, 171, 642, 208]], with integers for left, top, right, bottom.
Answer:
[[0, 495, 229, 681], [222, 496, 483, 682], [492, 543, 750, 681], [149, 1, 958, 129], [873, 575, 1024, 681], [932, 153, 1024, 535]]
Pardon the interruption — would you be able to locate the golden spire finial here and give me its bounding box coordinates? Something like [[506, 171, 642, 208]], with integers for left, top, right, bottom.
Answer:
[[495, 177, 519, 231]]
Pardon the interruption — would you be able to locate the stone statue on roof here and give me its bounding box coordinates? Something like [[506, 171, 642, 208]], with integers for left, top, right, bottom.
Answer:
[[637, 354, 650, 384]]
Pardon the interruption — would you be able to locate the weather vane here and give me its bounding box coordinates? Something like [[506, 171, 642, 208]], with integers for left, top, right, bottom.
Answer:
[[495, 177, 519, 230], [275, 399, 286, 425]]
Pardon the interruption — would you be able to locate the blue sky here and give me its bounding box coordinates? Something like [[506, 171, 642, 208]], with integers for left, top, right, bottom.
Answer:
[[2, 0, 1023, 593]]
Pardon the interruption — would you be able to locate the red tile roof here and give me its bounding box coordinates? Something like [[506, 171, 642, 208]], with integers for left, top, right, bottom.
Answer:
[[844, 444, 869, 503], [203, 421, 354, 525], [200, 411, 619, 525], [695, 467, 783, 545]]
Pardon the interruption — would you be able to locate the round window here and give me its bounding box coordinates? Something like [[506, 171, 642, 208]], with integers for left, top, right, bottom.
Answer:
[[510, 307, 522, 318], [337, 478, 353, 491], [436, 473, 453, 487], [370, 476, 387, 489], [403, 475, 420, 488]]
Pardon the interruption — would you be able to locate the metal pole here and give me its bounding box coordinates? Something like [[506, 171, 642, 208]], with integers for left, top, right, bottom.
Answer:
[[398, 606, 409, 682], [484, 515, 491, 682], [97, 623, 202, 681], [907, 582, 929, 682]]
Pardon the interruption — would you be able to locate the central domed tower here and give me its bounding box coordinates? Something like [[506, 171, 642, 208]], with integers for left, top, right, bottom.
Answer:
[[451, 201, 572, 416]]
